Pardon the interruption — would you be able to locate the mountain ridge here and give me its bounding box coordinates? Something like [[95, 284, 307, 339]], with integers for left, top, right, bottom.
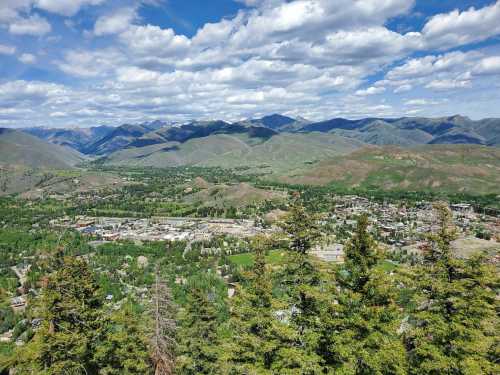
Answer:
[[19, 114, 500, 158]]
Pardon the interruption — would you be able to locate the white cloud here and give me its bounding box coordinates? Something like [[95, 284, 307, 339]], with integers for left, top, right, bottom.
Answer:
[[119, 24, 191, 56], [422, 1, 500, 49], [19, 53, 37, 64], [0, 80, 67, 101], [3, 0, 500, 126], [49, 111, 67, 117], [34, 0, 105, 17], [8, 14, 51, 35], [94, 7, 137, 36], [116, 66, 160, 83], [425, 78, 471, 91], [355, 86, 386, 96], [56, 49, 125, 77], [394, 84, 412, 93], [473, 56, 500, 75], [405, 99, 439, 106], [192, 16, 242, 47], [387, 51, 476, 81], [0, 44, 16, 55], [0, 0, 32, 23]]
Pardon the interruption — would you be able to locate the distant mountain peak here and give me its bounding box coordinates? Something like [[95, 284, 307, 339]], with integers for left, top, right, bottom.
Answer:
[[249, 114, 298, 130]]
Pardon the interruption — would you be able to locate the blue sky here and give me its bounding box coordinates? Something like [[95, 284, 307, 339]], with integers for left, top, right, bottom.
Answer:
[[1, 0, 500, 127]]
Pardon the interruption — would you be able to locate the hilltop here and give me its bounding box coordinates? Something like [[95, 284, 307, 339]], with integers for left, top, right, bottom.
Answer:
[[102, 132, 364, 173], [0, 128, 85, 169], [299, 115, 500, 147], [283, 144, 500, 194]]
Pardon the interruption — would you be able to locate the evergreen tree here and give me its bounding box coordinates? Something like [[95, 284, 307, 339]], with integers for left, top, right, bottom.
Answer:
[[13, 256, 154, 375], [321, 214, 407, 374], [14, 256, 106, 374], [176, 285, 221, 374], [343, 214, 381, 292], [407, 203, 499, 374], [225, 235, 276, 374], [94, 302, 152, 375], [274, 200, 325, 374]]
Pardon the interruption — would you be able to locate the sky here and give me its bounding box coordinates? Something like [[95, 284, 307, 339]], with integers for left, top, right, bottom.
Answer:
[[1, 0, 500, 128]]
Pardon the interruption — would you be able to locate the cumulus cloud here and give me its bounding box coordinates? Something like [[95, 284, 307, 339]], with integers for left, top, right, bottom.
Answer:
[[18, 53, 37, 64], [3, 0, 500, 126], [0, 0, 32, 23], [0, 80, 67, 102], [8, 14, 51, 35], [394, 84, 412, 93], [0, 45, 16, 55], [425, 78, 471, 91], [473, 56, 500, 75], [116, 66, 161, 83], [56, 49, 125, 77], [34, 0, 105, 16], [355, 86, 386, 96], [422, 1, 500, 49], [119, 24, 191, 56], [386, 51, 477, 81], [94, 7, 137, 36]]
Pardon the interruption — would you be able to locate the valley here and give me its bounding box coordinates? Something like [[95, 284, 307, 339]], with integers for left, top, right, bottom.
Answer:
[[1, 115, 500, 375]]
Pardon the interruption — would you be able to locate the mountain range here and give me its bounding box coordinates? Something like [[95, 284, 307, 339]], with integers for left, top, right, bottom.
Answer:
[[20, 114, 500, 159], [1, 114, 499, 194]]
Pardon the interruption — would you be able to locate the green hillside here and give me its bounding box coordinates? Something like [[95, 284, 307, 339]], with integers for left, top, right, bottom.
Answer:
[[103, 132, 365, 173], [282, 144, 500, 194], [0, 129, 85, 169]]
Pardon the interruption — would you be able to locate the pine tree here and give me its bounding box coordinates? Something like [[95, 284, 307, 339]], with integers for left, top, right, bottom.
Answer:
[[273, 200, 325, 374], [407, 203, 500, 374], [225, 235, 276, 374], [94, 302, 153, 374], [13, 256, 155, 375], [176, 285, 221, 374], [14, 256, 105, 374], [150, 266, 177, 375], [321, 214, 407, 374], [342, 214, 381, 292]]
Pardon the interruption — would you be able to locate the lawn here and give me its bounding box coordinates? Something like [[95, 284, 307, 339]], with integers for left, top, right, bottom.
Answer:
[[229, 250, 288, 267], [378, 260, 400, 272]]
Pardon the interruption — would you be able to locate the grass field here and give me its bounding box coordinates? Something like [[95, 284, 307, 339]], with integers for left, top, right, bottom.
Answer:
[[229, 250, 288, 267]]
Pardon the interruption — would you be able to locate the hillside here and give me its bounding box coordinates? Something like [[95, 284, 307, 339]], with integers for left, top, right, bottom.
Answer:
[[83, 124, 153, 155], [24, 126, 114, 153], [127, 121, 277, 148], [298, 115, 500, 147], [0, 128, 85, 169], [102, 132, 365, 173], [282, 144, 500, 194], [246, 114, 309, 132], [183, 181, 286, 208]]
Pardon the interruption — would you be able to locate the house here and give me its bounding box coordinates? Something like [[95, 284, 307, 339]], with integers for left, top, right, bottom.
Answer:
[[11, 296, 27, 313], [451, 203, 474, 214], [76, 219, 96, 228], [311, 243, 344, 263]]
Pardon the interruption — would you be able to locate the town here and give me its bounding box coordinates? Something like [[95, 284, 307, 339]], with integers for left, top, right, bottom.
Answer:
[[46, 195, 499, 264]]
